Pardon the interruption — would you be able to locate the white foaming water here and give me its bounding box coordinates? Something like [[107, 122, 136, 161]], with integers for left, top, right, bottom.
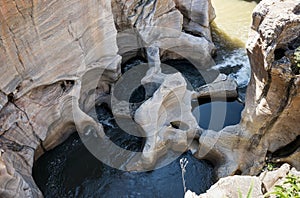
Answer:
[[213, 48, 251, 88]]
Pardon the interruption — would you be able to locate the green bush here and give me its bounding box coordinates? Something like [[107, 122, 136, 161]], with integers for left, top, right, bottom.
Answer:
[[264, 174, 300, 198]]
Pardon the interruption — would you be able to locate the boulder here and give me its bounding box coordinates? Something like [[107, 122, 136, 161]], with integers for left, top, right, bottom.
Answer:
[[193, 74, 238, 99], [198, 176, 263, 198], [187, 163, 299, 198]]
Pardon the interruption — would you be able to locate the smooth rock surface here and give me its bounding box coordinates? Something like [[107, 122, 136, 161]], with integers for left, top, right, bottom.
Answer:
[[128, 72, 201, 170], [174, 0, 215, 41], [193, 74, 238, 99], [0, 0, 217, 196]]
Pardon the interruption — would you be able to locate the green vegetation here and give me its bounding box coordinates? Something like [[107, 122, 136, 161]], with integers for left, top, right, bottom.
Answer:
[[266, 162, 278, 171], [291, 46, 300, 74], [264, 174, 300, 198]]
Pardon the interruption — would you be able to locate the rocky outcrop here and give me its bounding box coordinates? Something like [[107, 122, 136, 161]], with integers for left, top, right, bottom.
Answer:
[[193, 74, 238, 99], [174, 0, 215, 41], [0, 0, 120, 197], [242, 0, 300, 168], [128, 72, 200, 170], [194, 0, 300, 178], [111, 0, 216, 66], [186, 163, 299, 198]]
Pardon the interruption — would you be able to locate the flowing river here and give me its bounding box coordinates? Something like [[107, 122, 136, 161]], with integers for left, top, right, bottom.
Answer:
[[33, 1, 259, 197]]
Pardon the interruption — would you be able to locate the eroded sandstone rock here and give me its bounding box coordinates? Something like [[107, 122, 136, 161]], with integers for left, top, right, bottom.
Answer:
[[112, 0, 216, 67], [243, 0, 300, 170], [193, 74, 238, 99], [174, 0, 215, 41], [128, 72, 201, 170], [0, 0, 120, 197]]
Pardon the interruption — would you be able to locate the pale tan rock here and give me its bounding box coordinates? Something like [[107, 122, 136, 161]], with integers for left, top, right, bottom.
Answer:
[[242, 0, 300, 170], [260, 163, 300, 195], [259, 163, 291, 191], [198, 176, 263, 198], [128, 73, 200, 170], [195, 125, 265, 178], [188, 163, 299, 198], [174, 0, 215, 41], [193, 74, 238, 99]]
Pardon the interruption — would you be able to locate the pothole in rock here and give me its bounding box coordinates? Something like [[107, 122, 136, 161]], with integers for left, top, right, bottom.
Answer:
[[193, 98, 244, 131], [128, 82, 161, 117], [33, 104, 216, 198]]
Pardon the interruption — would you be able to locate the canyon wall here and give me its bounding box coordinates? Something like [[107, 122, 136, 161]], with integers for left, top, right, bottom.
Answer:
[[0, 0, 120, 197], [243, 0, 300, 169]]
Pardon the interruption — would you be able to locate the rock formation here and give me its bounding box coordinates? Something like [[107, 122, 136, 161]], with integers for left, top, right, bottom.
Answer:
[[0, 0, 216, 196], [193, 73, 238, 99], [129, 72, 200, 170], [186, 163, 300, 198], [243, 0, 300, 169], [195, 0, 300, 178], [0, 0, 120, 197], [112, 0, 216, 66], [1, 0, 299, 196]]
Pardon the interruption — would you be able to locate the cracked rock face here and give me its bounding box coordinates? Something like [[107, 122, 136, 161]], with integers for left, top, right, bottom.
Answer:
[[243, 0, 300, 170]]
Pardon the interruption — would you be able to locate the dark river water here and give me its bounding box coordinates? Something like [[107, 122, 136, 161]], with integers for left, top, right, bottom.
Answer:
[[33, 98, 244, 198], [33, 104, 217, 198]]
